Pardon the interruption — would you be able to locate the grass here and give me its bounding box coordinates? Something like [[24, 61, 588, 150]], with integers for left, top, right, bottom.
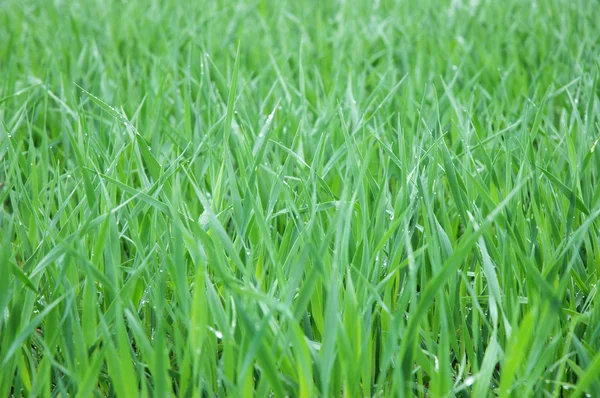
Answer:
[[1, 0, 600, 396]]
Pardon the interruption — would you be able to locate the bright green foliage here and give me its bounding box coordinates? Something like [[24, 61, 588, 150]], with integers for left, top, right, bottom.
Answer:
[[1, 0, 600, 396]]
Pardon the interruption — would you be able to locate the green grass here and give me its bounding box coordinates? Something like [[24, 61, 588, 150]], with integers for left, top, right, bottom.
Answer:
[[1, 0, 600, 396]]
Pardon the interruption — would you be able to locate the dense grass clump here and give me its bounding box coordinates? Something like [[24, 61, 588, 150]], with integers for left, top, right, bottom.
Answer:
[[1, 0, 600, 396]]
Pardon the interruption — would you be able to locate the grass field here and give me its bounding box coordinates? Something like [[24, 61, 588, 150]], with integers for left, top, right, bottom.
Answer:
[[1, 0, 600, 396]]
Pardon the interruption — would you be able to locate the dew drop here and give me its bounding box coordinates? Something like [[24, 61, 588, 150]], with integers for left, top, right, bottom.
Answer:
[[199, 212, 210, 227]]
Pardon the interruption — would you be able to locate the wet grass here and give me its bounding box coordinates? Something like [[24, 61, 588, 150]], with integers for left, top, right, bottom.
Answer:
[[1, 0, 600, 396]]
